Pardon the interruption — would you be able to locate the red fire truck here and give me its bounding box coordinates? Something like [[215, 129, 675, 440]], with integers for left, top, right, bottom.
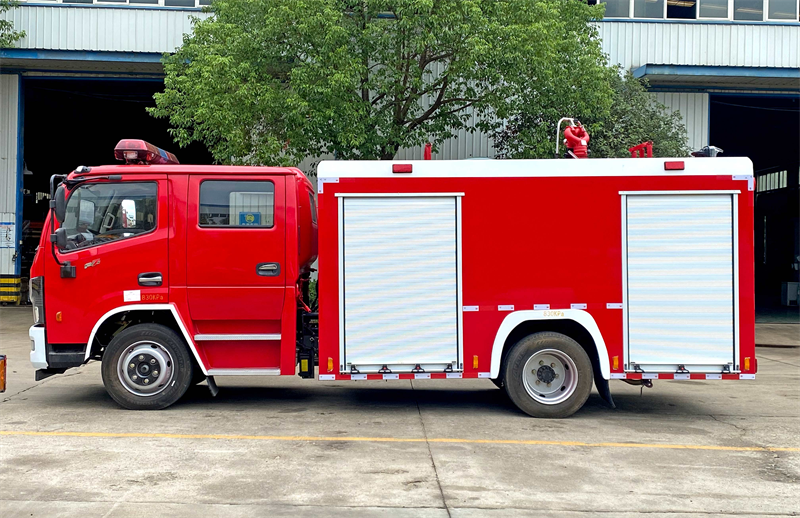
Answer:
[[28, 139, 756, 418]]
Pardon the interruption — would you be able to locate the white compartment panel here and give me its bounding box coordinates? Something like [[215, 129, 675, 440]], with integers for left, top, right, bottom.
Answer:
[[626, 194, 735, 367], [342, 197, 459, 367]]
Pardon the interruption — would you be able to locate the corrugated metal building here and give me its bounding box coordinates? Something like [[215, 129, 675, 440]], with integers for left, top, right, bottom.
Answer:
[[0, 2, 212, 303], [0, 1, 798, 308]]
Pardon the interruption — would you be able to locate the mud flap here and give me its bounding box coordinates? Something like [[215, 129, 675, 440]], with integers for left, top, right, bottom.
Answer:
[[595, 376, 615, 409], [206, 375, 219, 397]]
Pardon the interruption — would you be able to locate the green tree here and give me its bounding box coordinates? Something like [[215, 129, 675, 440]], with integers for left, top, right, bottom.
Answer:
[[590, 71, 690, 157], [150, 0, 611, 165], [495, 69, 690, 158], [0, 0, 25, 48]]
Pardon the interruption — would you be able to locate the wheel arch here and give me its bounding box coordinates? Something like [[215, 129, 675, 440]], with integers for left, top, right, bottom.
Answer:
[[490, 310, 610, 380], [86, 304, 207, 375]]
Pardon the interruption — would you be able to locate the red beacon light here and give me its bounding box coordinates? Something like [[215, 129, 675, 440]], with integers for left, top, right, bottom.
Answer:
[[114, 139, 179, 165]]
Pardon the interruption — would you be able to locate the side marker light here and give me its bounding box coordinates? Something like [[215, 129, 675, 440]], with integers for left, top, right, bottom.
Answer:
[[473, 355, 479, 369], [327, 357, 334, 372], [664, 161, 685, 171], [55, 311, 63, 322]]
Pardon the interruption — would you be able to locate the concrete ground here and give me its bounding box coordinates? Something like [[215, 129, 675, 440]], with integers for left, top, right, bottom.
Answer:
[[1, 306, 799, 517], [757, 324, 800, 347]]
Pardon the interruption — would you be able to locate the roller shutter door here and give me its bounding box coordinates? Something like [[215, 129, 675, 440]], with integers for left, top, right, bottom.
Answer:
[[625, 194, 736, 370], [340, 196, 460, 372]]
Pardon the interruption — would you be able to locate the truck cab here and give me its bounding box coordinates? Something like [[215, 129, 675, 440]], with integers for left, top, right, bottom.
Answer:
[[29, 140, 317, 409]]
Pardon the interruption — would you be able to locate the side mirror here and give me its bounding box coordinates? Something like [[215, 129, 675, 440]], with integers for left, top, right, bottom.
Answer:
[[54, 185, 67, 224], [54, 227, 67, 250]]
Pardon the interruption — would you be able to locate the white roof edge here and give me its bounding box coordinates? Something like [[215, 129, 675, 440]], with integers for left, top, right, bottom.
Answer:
[[316, 157, 753, 179]]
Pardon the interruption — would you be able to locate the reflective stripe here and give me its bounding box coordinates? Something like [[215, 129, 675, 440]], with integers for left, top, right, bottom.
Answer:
[[194, 334, 280, 341]]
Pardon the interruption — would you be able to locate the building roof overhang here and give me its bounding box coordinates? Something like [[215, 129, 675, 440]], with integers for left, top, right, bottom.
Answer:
[[0, 49, 164, 75], [633, 64, 800, 90]]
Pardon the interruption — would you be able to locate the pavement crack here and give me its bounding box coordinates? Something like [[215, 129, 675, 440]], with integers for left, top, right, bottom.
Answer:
[[1, 368, 83, 403], [708, 414, 748, 434], [410, 380, 451, 518]]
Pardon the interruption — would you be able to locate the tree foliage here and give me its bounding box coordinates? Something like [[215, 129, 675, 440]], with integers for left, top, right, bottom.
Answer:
[[151, 0, 610, 164], [495, 69, 690, 158], [590, 71, 690, 157], [0, 0, 25, 48]]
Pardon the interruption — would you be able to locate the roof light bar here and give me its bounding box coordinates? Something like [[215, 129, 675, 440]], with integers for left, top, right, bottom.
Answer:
[[114, 139, 180, 165]]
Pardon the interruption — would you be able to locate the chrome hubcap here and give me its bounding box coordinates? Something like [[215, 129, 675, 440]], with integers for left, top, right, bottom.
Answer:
[[117, 341, 174, 397], [522, 349, 579, 405]]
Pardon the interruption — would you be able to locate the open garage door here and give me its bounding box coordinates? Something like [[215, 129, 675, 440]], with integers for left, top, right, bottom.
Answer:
[[20, 78, 213, 282], [710, 94, 799, 323]]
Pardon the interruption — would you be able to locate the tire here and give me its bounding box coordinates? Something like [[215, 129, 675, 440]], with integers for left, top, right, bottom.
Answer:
[[101, 323, 193, 410], [503, 332, 593, 418]]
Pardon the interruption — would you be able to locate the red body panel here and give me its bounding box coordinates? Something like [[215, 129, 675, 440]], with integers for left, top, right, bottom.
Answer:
[[316, 172, 756, 379]]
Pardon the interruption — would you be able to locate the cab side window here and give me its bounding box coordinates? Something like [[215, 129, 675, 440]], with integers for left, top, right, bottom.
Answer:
[[199, 181, 275, 228], [61, 182, 157, 250], [309, 191, 317, 224]]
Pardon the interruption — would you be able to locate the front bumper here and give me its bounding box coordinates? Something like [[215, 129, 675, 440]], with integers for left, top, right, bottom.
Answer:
[[29, 325, 47, 370]]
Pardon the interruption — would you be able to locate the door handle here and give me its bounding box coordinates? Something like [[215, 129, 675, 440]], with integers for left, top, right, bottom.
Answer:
[[256, 263, 280, 277], [138, 272, 163, 287]]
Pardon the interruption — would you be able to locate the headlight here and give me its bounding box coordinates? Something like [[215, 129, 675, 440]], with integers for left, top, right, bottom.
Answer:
[[30, 276, 44, 326]]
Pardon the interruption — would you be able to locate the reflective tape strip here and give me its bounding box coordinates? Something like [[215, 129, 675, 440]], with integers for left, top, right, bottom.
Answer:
[[611, 373, 753, 380]]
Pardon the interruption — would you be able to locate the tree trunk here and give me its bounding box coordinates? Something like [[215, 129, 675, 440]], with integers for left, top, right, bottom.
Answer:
[[380, 143, 400, 160]]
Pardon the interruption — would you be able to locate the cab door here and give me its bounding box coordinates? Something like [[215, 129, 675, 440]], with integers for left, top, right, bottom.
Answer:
[[185, 175, 286, 371], [45, 176, 169, 346]]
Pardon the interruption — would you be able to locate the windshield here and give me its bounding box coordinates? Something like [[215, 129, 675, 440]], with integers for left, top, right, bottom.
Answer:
[[61, 182, 157, 250]]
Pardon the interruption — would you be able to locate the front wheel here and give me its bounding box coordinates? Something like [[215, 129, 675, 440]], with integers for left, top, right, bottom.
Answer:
[[503, 332, 593, 418], [101, 323, 193, 410]]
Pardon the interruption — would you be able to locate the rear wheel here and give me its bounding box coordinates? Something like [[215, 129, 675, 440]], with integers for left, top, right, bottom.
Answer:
[[101, 323, 193, 410], [503, 332, 593, 418]]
